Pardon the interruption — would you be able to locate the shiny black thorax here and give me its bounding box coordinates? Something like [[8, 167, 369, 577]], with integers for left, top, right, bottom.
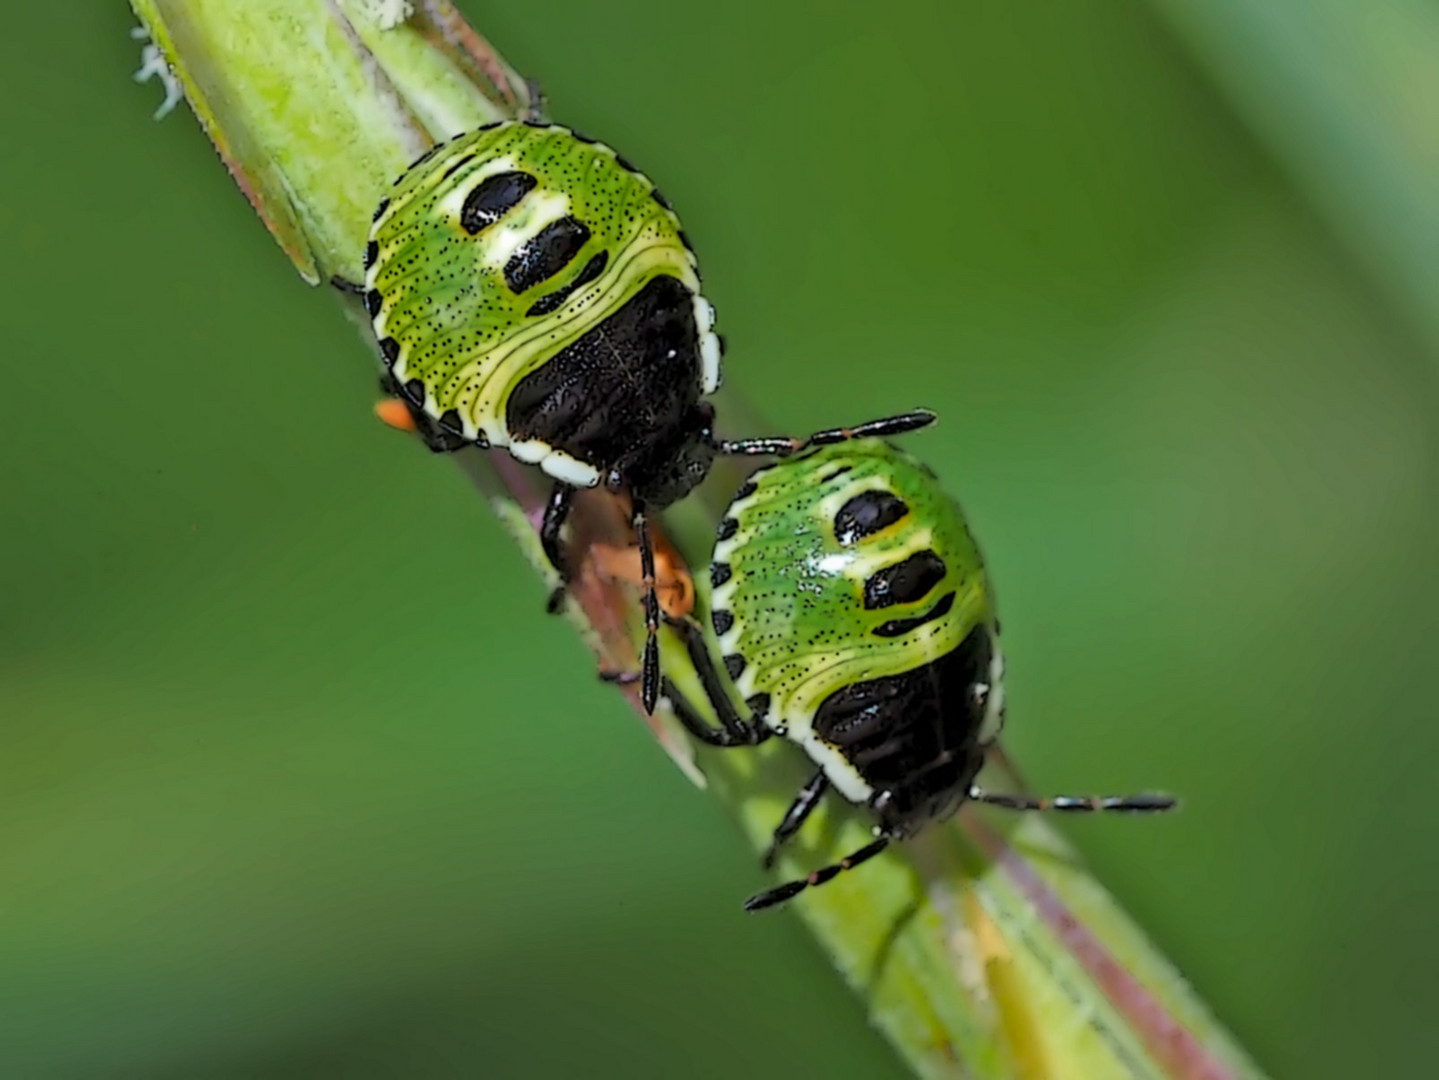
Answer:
[[504, 274, 716, 505], [812, 625, 995, 837]]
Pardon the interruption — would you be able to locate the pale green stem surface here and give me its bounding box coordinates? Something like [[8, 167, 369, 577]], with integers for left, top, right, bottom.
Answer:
[[127, 3, 1268, 1077]]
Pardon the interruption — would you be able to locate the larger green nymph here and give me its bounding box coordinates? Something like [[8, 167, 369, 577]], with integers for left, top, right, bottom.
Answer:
[[362, 120, 933, 713]]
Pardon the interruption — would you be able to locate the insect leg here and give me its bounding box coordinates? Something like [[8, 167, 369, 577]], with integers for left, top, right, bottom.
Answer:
[[540, 482, 576, 613], [968, 788, 1177, 813], [716, 409, 936, 457], [672, 615, 762, 743], [744, 835, 890, 912], [632, 502, 662, 715], [762, 770, 829, 869], [659, 677, 771, 749]]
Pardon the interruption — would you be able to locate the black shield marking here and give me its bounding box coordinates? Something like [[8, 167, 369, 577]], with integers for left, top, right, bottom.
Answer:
[[504, 274, 703, 476], [813, 624, 993, 833], [460, 171, 537, 234]]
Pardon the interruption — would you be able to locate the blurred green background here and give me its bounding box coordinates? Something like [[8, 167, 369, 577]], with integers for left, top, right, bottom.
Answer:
[[2, 2, 1435, 1076]]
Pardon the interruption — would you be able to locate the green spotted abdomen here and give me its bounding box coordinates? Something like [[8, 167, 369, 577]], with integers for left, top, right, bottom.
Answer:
[[365, 122, 721, 489], [707, 440, 1002, 806]]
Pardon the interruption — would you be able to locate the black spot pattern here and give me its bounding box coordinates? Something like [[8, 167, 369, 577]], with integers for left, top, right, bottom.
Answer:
[[712, 609, 734, 636], [716, 517, 739, 541], [834, 490, 909, 545], [710, 562, 732, 588], [378, 337, 400, 366], [365, 289, 383, 318], [504, 216, 591, 293], [460, 171, 537, 234], [724, 654, 747, 680]]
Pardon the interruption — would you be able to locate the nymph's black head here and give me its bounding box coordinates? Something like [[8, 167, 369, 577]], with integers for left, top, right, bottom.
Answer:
[[626, 402, 718, 508]]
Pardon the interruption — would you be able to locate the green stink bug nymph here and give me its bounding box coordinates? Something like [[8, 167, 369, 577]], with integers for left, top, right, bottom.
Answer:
[[362, 121, 932, 712], [656, 439, 1176, 911]]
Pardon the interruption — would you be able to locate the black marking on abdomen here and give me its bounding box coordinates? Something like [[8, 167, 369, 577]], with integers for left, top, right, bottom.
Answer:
[[504, 274, 703, 474], [364, 241, 378, 269], [710, 562, 732, 588], [712, 609, 734, 636], [402, 378, 426, 406], [813, 624, 993, 832], [650, 188, 672, 210], [437, 409, 463, 435], [460, 171, 537, 234], [372, 198, 389, 222], [440, 154, 476, 181], [746, 693, 771, 720], [407, 142, 445, 171], [724, 654, 747, 680], [524, 250, 609, 317], [864, 550, 947, 610], [365, 289, 383, 318], [835, 490, 909, 545], [716, 517, 739, 541], [378, 338, 400, 366], [505, 216, 591, 293], [872, 592, 955, 638]]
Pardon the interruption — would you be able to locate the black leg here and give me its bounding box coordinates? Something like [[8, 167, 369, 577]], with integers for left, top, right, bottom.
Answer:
[[330, 274, 365, 295], [968, 788, 1177, 813], [660, 677, 772, 749], [539, 482, 575, 614], [631, 502, 663, 715], [744, 836, 890, 912], [673, 615, 761, 743], [762, 770, 829, 869], [717, 409, 936, 458]]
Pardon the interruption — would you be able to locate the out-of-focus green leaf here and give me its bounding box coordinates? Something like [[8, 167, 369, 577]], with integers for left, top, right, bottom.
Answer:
[[1147, 0, 1439, 356]]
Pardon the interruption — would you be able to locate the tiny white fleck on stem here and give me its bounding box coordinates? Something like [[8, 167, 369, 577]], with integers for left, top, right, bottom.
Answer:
[[357, 0, 415, 30], [130, 26, 182, 121]]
